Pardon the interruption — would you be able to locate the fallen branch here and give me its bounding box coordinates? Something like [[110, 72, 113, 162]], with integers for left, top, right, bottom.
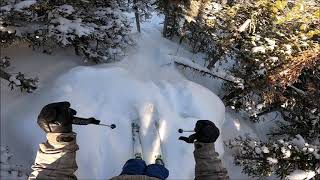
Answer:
[[288, 85, 307, 96], [170, 55, 244, 87]]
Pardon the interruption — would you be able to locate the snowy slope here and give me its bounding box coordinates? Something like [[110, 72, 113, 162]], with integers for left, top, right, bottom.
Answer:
[[1, 49, 225, 179]]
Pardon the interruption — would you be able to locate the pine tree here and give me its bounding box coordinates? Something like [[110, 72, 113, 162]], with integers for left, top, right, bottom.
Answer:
[[154, 0, 189, 38], [128, 0, 154, 32], [218, 1, 320, 178], [226, 135, 320, 179], [152, 0, 320, 178], [0, 0, 133, 63], [0, 29, 38, 92]]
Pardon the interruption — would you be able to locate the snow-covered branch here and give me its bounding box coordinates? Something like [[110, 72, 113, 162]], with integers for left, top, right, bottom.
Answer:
[[0, 68, 38, 93], [0, 146, 28, 179], [170, 55, 244, 87]]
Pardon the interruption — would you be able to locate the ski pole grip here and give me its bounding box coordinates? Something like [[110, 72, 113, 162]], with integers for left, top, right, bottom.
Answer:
[[89, 118, 100, 125], [72, 117, 100, 125]]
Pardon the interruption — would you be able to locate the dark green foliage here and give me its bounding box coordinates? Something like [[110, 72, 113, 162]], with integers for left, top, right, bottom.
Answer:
[[0, 0, 132, 63], [226, 135, 320, 178]]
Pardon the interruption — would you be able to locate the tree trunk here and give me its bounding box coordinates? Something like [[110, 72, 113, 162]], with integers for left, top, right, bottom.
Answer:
[[162, 15, 168, 37], [133, 0, 141, 33], [170, 14, 177, 39], [135, 12, 141, 33], [162, 0, 170, 38], [206, 55, 219, 70]]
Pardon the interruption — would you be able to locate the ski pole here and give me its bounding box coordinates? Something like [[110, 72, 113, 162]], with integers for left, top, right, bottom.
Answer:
[[72, 117, 116, 129], [178, 129, 195, 133]]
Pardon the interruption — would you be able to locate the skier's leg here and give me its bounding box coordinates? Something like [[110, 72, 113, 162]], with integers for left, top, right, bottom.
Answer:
[[120, 159, 147, 175], [144, 155, 169, 180], [145, 163, 169, 180]]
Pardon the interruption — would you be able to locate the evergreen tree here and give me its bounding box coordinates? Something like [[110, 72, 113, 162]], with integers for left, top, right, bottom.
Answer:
[[218, 1, 320, 178], [153, 0, 320, 178], [226, 135, 320, 179], [154, 0, 189, 38], [128, 0, 154, 32], [0, 0, 133, 63], [0, 29, 38, 93]]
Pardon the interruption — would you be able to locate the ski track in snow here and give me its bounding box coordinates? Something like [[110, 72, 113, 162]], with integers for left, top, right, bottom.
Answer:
[[1, 14, 257, 179]]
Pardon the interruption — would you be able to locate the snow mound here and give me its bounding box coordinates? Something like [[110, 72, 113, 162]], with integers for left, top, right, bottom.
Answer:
[[14, 0, 37, 11], [4, 49, 225, 179], [286, 170, 316, 180]]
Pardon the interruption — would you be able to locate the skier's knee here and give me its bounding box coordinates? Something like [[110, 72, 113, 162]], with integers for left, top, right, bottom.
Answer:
[[145, 164, 169, 180], [120, 159, 147, 175]]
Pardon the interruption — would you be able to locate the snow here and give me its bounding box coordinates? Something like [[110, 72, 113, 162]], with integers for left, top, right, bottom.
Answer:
[[220, 110, 258, 180], [14, 0, 37, 11], [238, 19, 251, 32], [286, 170, 316, 180], [291, 134, 306, 148], [8, 76, 21, 86], [266, 157, 278, 164], [284, 44, 292, 55], [281, 147, 291, 158], [261, 146, 270, 153], [49, 17, 95, 45], [172, 55, 244, 87], [252, 46, 266, 53], [0, 146, 27, 179], [57, 4, 75, 15], [269, 57, 279, 62], [55, 57, 224, 179], [1, 20, 227, 180], [0, 5, 12, 11], [256, 104, 264, 110], [255, 147, 262, 154], [265, 38, 276, 50]]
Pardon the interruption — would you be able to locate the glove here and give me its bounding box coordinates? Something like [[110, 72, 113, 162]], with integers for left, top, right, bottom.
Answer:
[[179, 120, 220, 143], [37, 101, 77, 133]]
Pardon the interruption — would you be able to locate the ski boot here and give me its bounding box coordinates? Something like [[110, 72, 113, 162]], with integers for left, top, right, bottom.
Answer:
[[155, 155, 165, 166], [134, 153, 143, 160]]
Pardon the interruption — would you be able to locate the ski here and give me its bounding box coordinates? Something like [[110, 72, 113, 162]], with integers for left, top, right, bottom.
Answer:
[[131, 119, 144, 160], [153, 118, 165, 166], [132, 104, 166, 165]]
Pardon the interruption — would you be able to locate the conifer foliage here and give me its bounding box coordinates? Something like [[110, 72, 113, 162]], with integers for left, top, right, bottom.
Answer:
[[0, 0, 133, 63], [158, 0, 320, 178], [226, 135, 320, 178]]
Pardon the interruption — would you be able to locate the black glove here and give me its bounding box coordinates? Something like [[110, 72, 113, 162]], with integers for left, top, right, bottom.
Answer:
[[179, 120, 220, 143], [37, 101, 77, 133]]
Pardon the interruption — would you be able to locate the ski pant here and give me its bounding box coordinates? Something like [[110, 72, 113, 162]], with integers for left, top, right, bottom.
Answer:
[[30, 133, 229, 180], [120, 159, 169, 180]]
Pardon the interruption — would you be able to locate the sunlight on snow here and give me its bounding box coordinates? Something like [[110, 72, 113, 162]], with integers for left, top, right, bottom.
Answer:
[[158, 120, 167, 141], [150, 136, 161, 163], [141, 103, 154, 136], [234, 119, 241, 131]]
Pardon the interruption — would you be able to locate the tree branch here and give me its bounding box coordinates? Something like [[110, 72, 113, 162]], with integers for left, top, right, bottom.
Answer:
[[0, 68, 11, 81]]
